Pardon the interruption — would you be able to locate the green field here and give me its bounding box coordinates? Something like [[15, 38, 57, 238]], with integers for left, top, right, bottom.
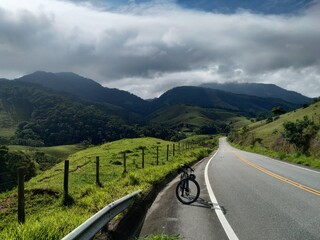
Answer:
[[8, 144, 85, 160], [0, 136, 217, 239], [149, 105, 250, 131]]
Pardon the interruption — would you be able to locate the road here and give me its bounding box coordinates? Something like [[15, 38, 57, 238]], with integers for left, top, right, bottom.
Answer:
[[139, 137, 320, 239]]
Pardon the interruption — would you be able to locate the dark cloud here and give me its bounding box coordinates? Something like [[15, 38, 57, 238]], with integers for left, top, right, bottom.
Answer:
[[0, 0, 319, 98]]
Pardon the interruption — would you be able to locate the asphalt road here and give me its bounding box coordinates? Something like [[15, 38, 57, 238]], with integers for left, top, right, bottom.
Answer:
[[139, 137, 320, 239]]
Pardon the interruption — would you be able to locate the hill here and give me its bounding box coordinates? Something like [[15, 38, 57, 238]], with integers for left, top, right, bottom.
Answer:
[[17, 71, 150, 114], [149, 104, 251, 133], [0, 80, 142, 146], [152, 86, 300, 117], [0, 136, 217, 239], [229, 101, 320, 168], [200, 82, 312, 104], [0, 71, 310, 147]]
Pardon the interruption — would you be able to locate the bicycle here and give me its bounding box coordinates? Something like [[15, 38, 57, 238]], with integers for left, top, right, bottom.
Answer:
[[175, 164, 200, 204]]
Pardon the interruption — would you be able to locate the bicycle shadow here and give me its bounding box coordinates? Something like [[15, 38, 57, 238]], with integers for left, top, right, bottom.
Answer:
[[188, 197, 227, 215]]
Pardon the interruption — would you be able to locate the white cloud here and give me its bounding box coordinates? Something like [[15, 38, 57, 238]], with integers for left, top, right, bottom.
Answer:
[[0, 0, 319, 98]]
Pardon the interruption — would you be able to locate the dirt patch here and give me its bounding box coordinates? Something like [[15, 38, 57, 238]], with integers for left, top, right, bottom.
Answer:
[[27, 188, 60, 198], [0, 194, 17, 213]]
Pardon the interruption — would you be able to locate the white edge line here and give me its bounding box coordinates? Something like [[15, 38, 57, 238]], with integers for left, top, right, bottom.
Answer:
[[205, 149, 239, 240]]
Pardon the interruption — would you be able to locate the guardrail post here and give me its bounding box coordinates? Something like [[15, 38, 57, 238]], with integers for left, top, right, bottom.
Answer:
[[63, 160, 69, 206], [18, 168, 25, 224]]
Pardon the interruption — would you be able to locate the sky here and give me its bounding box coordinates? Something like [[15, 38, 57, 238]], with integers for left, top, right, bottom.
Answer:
[[0, 0, 319, 99]]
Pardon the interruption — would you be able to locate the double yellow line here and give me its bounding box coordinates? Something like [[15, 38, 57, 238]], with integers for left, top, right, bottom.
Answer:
[[231, 151, 320, 197]]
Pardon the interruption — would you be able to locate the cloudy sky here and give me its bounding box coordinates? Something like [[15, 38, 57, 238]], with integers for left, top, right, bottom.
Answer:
[[0, 0, 319, 99]]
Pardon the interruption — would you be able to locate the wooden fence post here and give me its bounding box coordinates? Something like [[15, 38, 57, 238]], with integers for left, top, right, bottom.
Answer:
[[166, 144, 169, 161], [142, 147, 145, 168], [123, 151, 127, 173], [156, 146, 159, 165], [173, 144, 175, 157], [17, 168, 25, 224], [63, 160, 69, 205], [96, 156, 100, 186]]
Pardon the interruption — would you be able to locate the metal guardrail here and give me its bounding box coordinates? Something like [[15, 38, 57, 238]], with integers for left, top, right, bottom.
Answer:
[[62, 190, 142, 240]]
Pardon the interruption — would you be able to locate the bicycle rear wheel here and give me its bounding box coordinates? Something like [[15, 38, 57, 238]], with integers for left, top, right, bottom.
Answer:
[[175, 178, 200, 204]]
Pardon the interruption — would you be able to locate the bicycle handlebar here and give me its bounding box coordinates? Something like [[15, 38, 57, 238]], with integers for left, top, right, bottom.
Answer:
[[180, 164, 194, 172]]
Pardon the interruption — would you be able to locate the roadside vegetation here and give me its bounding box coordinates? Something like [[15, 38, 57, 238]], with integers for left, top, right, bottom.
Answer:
[[229, 101, 320, 168], [141, 234, 181, 240], [0, 136, 218, 239]]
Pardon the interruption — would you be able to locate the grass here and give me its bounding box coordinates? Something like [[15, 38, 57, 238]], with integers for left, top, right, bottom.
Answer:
[[8, 144, 84, 160], [149, 105, 249, 131], [230, 143, 320, 169], [229, 102, 320, 168], [6, 144, 86, 171], [0, 127, 16, 138], [141, 234, 181, 240], [0, 136, 218, 239]]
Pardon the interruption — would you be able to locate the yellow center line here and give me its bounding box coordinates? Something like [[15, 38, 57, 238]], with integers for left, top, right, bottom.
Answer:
[[230, 150, 320, 197]]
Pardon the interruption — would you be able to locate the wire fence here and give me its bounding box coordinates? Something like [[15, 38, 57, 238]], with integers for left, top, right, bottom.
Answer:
[[0, 141, 197, 227]]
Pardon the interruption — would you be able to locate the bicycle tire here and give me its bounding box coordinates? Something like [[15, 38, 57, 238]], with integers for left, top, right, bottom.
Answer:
[[175, 178, 200, 204]]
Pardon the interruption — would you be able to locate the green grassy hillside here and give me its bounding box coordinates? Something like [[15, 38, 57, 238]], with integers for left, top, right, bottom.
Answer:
[[0, 136, 217, 239], [149, 105, 250, 132], [7, 144, 85, 171], [0, 100, 18, 143], [229, 101, 320, 168]]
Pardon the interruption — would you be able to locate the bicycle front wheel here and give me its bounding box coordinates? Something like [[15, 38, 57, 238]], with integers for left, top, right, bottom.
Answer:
[[175, 178, 200, 204]]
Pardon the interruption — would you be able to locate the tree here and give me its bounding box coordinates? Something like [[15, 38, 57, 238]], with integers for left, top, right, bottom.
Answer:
[[272, 106, 286, 116], [282, 116, 318, 154], [0, 146, 36, 192]]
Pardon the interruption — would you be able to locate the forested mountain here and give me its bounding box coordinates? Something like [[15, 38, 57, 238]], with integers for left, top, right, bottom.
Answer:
[[0, 72, 311, 147], [0, 80, 143, 146], [152, 86, 299, 117], [200, 82, 312, 104], [17, 71, 150, 114]]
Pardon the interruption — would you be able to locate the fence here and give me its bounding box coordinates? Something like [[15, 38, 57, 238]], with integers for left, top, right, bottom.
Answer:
[[3, 141, 196, 225]]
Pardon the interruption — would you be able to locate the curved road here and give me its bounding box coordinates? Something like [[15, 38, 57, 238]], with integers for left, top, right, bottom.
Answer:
[[139, 137, 320, 239]]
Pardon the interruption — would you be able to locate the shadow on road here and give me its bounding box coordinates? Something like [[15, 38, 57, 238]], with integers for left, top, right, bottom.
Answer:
[[188, 197, 227, 215]]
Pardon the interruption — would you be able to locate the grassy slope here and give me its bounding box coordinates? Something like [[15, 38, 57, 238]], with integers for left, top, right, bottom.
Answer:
[[0, 136, 217, 239], [0, 101, 17, 140], [150, 105, 250, 130], [232, 102, 320, 168], [249, 102, 320, 146], [8, 144, 84, 160]]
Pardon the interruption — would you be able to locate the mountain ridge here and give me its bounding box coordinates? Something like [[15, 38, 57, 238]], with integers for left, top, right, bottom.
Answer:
[[17, 71, 150, 114], [200, 82, 312, 104], [0, 71, 312, 146]]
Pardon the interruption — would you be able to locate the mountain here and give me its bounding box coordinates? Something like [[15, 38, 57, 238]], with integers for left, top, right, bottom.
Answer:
[[200, 82, 312, 104], [0, 71, 309, 146], [152, 86, 299, 116], [0, 79, 142, 146], [148, 104, 251, 132], [17, 71, 150, 114]]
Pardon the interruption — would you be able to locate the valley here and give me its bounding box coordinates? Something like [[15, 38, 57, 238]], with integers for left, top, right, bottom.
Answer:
[[0, 71, 318, 240]]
